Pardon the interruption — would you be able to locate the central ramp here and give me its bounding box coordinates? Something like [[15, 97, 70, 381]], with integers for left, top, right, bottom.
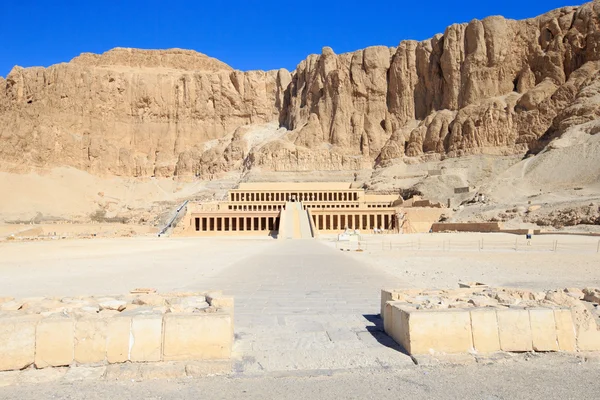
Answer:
[[197, 240, 409, 374], [278, 202, 314, 239]]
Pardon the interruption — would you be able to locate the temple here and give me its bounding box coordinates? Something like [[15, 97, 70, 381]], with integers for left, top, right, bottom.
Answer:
[[177, 182, 446, 237]]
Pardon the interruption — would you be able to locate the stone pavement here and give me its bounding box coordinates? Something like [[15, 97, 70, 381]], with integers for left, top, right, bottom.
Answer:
[[2, 352, 599, 399], [187, 239, 413, 374]]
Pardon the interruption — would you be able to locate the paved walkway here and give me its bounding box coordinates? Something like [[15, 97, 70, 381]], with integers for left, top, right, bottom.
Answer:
[[189, 240, 412, 374]]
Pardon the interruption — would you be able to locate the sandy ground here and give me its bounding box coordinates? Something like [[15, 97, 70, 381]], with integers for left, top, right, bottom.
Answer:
[[324, 232, 600, 290], [0, 223, 158, 239], [1, 358, 599, 400], [0, 233, 599, 398], [0, 167, 240, 224], [1, 232, 598, 296], [0, 237, 275, 297]]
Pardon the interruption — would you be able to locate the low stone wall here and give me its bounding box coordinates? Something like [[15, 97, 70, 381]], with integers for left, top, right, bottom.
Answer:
[[403, 208, 448, 233], [382, 288, 600, 355], [0, 292, 234, 372], [431, 222, 502, 233]]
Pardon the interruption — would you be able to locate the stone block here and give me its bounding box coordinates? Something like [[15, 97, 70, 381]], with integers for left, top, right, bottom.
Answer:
[[583, 288, 600, 303], [120, 306, 161, 317], [381, 289, 398, 317], [554, 309, 576, 352], [35, 316, 74, 368], [130, 315, 162, 362], [163, 314, 232, 361], [208, 296, 234, 309], [387, 304, 409, 351], [204, 291, 223, 304], [468, 296, 499, 308], [99, 299, 127, 312], [577, 329, 600, 351], [74, 317, 107, 364], [19, 297, 45, 311], [564, 288, 584, 300], [529, 308, 559, 352], [167, 296, 207, 309], [132, 294, 165, 307], [382, 301, 394, 336], [407, 310, 473, 354], [0, 301, 23, 312], [0, 316, 39, 371], [497, 309, 532, 352], [106, 316, 131, 363], [470, 309, 500, 353]]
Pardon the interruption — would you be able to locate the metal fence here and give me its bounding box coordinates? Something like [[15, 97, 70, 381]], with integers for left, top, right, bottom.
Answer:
[[335, 238, 600, 254]]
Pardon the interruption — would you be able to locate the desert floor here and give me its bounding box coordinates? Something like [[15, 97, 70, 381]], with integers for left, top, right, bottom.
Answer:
[[0, 232, 599, 398]]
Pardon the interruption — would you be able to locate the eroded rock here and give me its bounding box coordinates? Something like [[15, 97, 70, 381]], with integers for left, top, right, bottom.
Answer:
[[1, 3, 600, 179]]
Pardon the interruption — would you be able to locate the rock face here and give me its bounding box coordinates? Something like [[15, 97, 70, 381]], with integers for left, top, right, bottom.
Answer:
[[2, 2, 600, 178], [0, 48, 290, 177]]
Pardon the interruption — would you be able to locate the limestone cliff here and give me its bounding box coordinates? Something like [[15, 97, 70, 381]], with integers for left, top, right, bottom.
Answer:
[[0, 48, 291, 177], [2, 2, 600, 179], [285, 2, 600, 166]]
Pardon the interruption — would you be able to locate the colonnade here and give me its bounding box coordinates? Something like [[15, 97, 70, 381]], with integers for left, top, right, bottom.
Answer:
[[229, 204, 284, 211], [228, 204, 359, 211], [229, 191, 360, 203], [194, 215, 280, 232], [311, 212, 395, 231]]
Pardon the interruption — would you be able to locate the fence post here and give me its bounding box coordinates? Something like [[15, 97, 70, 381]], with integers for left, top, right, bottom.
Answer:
[[382, 241, 384, 251], [555, 240, 558, 252], [418, 239, 421, 250], [515, 237, 518, 251], [481, 238, 484, 251], [596, 240, 599, 254], [390, 241, 392, 251]]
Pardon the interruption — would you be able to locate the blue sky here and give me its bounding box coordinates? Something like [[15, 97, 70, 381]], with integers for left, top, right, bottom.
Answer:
[[0, 0, 585, 77]]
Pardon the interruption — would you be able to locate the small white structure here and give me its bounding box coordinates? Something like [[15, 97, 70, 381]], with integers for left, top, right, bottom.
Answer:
[[338, 229, 361, 242]]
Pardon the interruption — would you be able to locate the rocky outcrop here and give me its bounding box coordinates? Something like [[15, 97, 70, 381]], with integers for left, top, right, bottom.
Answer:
[[0, 49, 290, 177], [70, 48, 234, 71], [2, 2, 600, 178], [290, 2, 600, 166]]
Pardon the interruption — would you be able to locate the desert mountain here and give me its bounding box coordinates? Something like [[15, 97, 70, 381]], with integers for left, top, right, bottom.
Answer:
[[1, 2, 600, 225]]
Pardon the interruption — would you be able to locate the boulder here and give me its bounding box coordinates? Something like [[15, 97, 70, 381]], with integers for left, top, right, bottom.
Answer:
[[583, 288, 600, 304], [565, 288, 585, 300]]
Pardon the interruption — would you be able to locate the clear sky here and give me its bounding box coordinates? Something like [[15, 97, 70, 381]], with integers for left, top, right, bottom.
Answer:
[[0, 0, 586, 78]]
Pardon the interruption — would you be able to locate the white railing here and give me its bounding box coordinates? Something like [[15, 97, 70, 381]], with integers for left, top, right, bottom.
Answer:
[[335, 238, 600, 254]]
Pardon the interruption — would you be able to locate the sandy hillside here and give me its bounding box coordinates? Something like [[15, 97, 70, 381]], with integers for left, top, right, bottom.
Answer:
[[0, 166, 240, 224]]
